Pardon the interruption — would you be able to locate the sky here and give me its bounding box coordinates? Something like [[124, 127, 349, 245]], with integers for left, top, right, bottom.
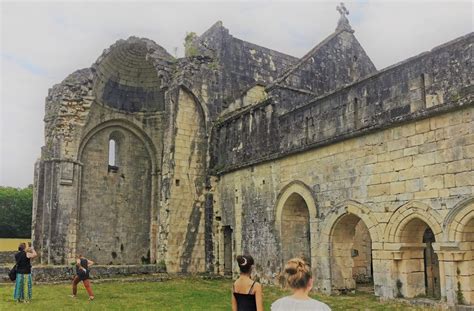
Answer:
[[0, 0, 472, 187]]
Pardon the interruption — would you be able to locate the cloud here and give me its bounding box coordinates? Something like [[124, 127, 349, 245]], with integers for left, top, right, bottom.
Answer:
[[1, 0, 472, 187], [1, 52, 48, 76]]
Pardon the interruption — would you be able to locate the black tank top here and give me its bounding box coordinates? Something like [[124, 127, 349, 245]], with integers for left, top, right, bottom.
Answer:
[[15, 251, 31, 274], [76, 258, 90, 280], [233, 281, 257, 311]]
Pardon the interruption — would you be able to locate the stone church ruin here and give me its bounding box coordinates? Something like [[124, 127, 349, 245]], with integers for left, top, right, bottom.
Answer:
[[32, 8, 473, 306]]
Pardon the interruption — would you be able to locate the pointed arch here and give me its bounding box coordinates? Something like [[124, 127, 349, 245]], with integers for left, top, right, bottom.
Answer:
[[444, 197, 474, 242], [178, 84, 209, 134], [275, 181, 318, 230], [321, 200, 382, 244], [78, 119, 158, 172], [384, 201, 443, 244], [275, 181, 317, 265]]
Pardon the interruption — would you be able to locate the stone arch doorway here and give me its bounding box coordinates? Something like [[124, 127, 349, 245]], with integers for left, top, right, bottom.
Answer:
[[330, 213, 373, 292], [397, 218, 441, 299], [280, 193, 311, 264], [275, 181, 317, 270]]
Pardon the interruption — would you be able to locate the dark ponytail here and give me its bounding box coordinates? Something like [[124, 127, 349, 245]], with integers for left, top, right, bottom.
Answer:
[[236, 255, 254, 273]]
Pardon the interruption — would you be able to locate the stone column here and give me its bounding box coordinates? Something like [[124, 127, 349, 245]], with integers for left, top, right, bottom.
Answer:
[[439, 250, 468, 305], [149, 171, 160, 264], [371, 247, 394, 299]]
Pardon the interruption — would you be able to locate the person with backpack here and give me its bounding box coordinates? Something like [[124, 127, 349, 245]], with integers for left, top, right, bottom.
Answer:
[[70, 254, 95, 300], [13, 242, 37, 303]]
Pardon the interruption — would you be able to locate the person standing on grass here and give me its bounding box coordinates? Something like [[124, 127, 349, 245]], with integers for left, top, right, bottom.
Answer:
[[13, 242, 37, 303], [271, 258, 331, 311], [231, 254, 263, 311], [71, 254, 95, 300]]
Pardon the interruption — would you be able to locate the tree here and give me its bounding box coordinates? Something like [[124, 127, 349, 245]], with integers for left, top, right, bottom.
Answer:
[[0, 186, 33, 238]]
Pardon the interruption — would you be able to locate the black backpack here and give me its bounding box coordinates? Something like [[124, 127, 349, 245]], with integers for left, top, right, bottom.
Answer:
[[9, 265, 17, 282]]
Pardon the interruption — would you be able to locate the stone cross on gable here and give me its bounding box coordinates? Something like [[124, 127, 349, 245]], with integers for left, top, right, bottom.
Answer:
[[336, 2, 353, 32], [337, 2, 349, 17]]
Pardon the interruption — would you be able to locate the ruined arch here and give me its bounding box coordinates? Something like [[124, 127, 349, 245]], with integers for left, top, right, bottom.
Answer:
[[385, 202, 443, 299], [275, 181, 317, 226], [165, 86, 209, 273], [443, 197, 474, 305], [444, 197, 474, 242], [321, 200, 381, 243], [384, 201, 443, 244], [275, 181, 317, 265], [78, 119, 158, 170], [91, 37, 173, 113], [320, 201, 379, 292], [178, 84, 209, 133], [77, 120, 157, 265]]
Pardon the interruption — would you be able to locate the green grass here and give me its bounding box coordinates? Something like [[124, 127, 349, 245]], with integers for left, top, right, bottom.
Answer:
[[0, 278, 433, 310]]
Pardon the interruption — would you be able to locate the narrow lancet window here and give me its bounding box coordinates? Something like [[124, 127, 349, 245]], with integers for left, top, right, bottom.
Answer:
[[108, 138, 119, 173], [109, 139, 116, 166]]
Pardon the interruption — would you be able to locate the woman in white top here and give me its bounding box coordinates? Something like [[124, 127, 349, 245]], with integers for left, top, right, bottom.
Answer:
[[271, 258, 331, 311]]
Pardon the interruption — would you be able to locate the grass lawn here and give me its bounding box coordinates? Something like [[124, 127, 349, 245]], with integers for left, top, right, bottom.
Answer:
[[0, 278, 432, 310]]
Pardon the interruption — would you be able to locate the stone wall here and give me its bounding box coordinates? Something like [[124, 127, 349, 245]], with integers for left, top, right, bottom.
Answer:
[[352, 221, 372, 283], [179, 21, 298, 119], [161, 89, 208, 273], [214, 105, 474, 303], [212, 33, 473, 173], [0, 252, 15, 265], [78, 125, 152, 264], [0, 265, 164, 283]]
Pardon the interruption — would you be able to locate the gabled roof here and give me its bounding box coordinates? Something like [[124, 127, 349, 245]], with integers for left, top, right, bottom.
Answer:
[[267, 21, 377, 97]]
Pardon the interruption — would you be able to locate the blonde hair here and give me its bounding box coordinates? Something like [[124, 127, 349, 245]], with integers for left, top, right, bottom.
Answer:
[[284, 258, 312, 289]]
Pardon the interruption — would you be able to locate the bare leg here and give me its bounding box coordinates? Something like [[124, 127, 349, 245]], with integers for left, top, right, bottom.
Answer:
[[72, 276, 80, 296]]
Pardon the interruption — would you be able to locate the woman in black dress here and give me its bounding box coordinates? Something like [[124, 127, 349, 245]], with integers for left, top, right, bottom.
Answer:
[[231, 255, 263, 311]]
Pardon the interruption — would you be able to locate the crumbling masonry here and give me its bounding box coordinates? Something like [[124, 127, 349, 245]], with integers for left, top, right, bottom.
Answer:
[[32, 13, 473, 306]]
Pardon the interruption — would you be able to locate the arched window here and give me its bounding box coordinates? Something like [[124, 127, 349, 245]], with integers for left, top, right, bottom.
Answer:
[[108, 131, 123, 173], [109, 139, 117, 166]]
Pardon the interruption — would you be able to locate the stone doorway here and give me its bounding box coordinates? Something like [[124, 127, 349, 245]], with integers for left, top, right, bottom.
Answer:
[[280, 193, 311, 264], [397, 218, 441, 299], [223, 226, 233, 276], [330, 214, 373, 293]]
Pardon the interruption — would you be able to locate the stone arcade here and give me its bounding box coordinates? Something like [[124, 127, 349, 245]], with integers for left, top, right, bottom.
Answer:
[[32, 11, 473, 306]]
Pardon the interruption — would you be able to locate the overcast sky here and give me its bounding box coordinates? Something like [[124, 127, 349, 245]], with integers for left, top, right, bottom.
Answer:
[[1, 0, 472, 187]]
